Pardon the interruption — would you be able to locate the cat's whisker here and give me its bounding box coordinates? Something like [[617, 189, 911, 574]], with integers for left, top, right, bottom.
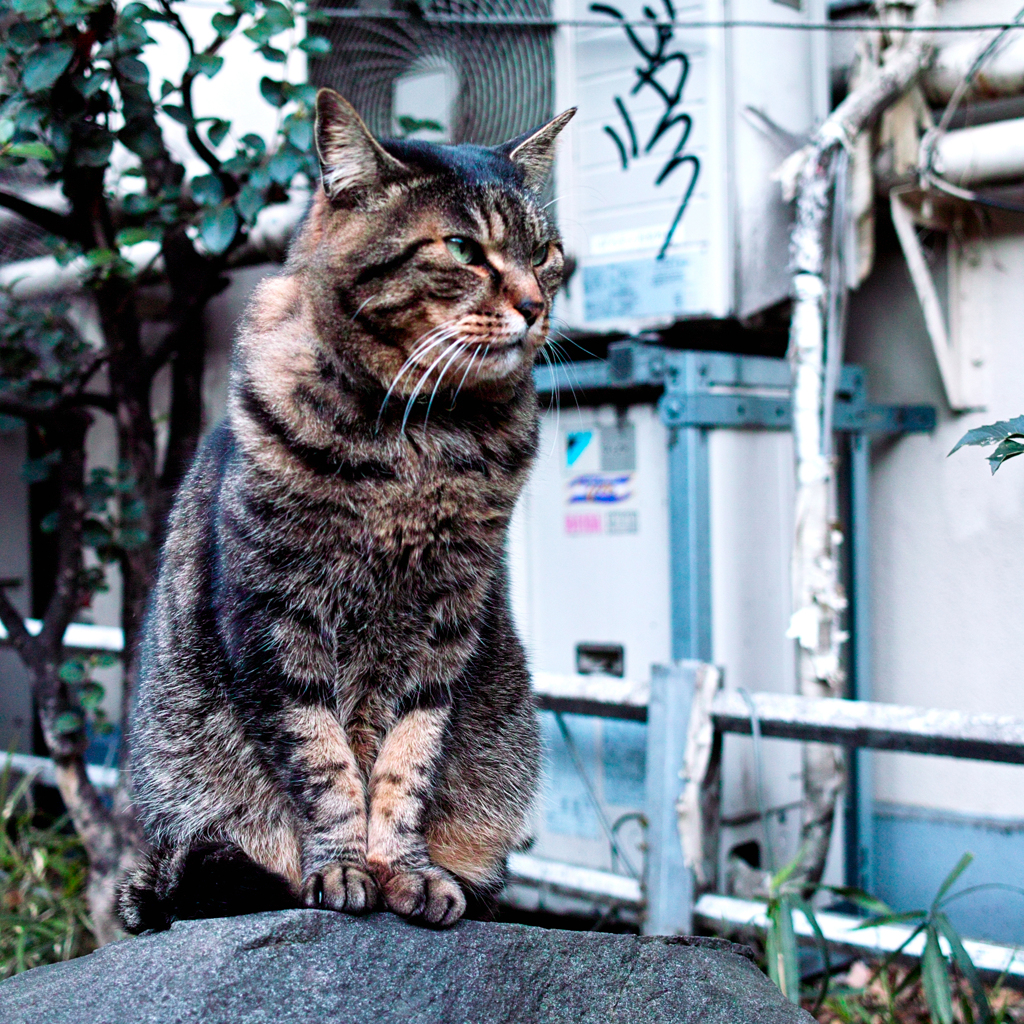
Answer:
[[376, 323, 459, 430], [537, 346, 563, 458], [350, 297, 372, 321], [425, 341, 468, 427], [401, 338, 465, 436], [450, 347, 481, 409]]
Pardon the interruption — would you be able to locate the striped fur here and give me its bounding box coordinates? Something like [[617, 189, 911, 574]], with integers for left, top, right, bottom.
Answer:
[[118, 92, 573, 932]]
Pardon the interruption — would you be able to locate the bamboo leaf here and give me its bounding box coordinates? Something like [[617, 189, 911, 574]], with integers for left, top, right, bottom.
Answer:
[[794, 894, 831, 1011], [935, 911, 993, 1024], [935, 853, 974, 907], [922, 926, 954, 1024]]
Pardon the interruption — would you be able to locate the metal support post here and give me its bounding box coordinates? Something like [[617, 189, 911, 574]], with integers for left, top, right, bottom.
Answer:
[[644, 662, 697, 934], [663, 422, 712, 663], [845, 432, 875, 893]]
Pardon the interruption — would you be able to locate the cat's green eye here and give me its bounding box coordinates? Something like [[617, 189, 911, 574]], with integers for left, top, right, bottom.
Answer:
[[445, 237, 481, 265], [531, 243, 549, 267]]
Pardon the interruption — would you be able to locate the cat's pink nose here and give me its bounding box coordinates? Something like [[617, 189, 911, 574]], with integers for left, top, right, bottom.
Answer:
[[516, 298, 543, 327]]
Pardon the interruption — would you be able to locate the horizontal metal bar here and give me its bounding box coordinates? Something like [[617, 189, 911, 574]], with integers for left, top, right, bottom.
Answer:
[[532, 672, 650, 721], [2, 752, 118, 789], [534, 347, 933, 434], [506, 853, 643, 908], [0, 618, 124, 653], [713, 690, 1024, 764], [695, 894, 1024, 977]]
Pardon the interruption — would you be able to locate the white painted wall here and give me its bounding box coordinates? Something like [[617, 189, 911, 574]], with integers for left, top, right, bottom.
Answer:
[[848, 220, 1024, 820]]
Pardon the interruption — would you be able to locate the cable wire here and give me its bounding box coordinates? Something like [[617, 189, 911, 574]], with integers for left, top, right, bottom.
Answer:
[[552, 711, 641, 880]]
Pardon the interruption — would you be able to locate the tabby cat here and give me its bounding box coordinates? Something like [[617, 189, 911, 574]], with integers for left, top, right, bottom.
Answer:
[[118, 89, 574, 931]]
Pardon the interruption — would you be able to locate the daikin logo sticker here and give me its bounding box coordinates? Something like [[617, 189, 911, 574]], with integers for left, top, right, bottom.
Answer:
[[566, 431, 593, 467]]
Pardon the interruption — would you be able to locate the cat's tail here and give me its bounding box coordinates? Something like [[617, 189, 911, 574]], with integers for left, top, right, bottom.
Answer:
[[117, 841, 303, 934]]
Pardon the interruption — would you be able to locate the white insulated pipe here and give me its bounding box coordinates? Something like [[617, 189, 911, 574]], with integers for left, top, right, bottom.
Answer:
[[926, 34, 1024, 103], [932, 116, 1024, 184]]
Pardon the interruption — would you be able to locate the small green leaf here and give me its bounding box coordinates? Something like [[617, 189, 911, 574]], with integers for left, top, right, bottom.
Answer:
[[23, 43, 75, 93], [191, 173, 225, 207], [230, 0, 256, 13], [58, 659, 87, 684], [241, 133, 266, 155], [6, 140, 53, 161], [161, 104, 191, 125], [116, 225, 163, 247], [188, 53, 224, 79], [79, 69, 112, 97], [119, 118, 164, 160], [79, 681, 105, 711], [39, 509, 59, 533], [52, 711, 83, 735], [261, 1, 294, 32], [211, 10, 241, 36], [922, 926, 954, 1024], [267, 143, 303, 184], [260, 76, 287, 108], [116, 55, 149, 84], [92, 652, 119, 668], [236, 182, 266, 223], [284, 114, 312, 151], [258, 44, 287, 63], [206, 118, 231, 148], [123, 193, 160, 216], [198, 204, 239, 254], [11, 0, 50, 20], [298, 35, 331, 55]]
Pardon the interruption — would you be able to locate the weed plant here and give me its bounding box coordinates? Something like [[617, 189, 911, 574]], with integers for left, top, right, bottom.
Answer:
[[0, 766, 95, 977]]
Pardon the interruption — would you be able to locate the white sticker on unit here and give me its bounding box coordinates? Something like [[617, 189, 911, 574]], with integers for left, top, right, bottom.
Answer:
[[589, 225, 672, 257]]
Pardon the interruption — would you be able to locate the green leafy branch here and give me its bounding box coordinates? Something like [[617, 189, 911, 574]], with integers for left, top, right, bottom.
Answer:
[[950, 415, 1024, 474]]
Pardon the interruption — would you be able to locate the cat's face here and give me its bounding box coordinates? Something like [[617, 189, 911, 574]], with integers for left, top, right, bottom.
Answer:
[[302, 90, 574, 402]]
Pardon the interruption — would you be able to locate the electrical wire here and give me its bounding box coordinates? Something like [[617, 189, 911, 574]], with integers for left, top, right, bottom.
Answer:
[[315, 10, 1024, 33], [736, 688, 776, 875]]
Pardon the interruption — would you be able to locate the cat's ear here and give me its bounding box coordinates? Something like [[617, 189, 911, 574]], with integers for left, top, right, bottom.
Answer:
[[499, 109, 576, 193], [315, 89, 410, 200]]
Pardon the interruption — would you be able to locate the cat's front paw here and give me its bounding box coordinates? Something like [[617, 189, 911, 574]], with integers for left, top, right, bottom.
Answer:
[[376, 865, 466, 928], [302, 862, 378, 914]]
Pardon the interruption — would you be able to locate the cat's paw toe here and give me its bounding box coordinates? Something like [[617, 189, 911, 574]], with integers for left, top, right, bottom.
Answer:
[[303, 863, 378, 914], [381, 867, 465, 928]]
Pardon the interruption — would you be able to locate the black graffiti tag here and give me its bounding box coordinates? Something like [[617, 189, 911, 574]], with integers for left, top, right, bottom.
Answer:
[[591, 0, 700, 259]]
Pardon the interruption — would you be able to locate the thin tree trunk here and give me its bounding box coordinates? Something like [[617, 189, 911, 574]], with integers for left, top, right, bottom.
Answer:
[[788, 38, 934, 886]]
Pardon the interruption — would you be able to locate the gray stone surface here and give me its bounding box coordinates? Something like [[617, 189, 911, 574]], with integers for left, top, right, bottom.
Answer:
[[0, 909, 814, 1023]]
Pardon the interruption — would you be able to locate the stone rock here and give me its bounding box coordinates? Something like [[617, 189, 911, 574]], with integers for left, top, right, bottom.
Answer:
[[0, 909, 814, 1023]]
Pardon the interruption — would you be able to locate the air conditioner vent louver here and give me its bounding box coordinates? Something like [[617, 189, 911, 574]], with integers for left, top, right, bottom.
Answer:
[[310, 0, 554, 145]]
